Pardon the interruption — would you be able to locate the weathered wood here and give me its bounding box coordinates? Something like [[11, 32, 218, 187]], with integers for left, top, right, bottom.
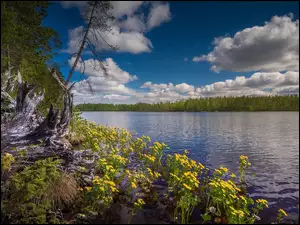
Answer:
[[1, 71, 73, 160]]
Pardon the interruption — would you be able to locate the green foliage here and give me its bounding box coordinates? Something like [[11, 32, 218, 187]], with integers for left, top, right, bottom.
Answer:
[[1, 1, 64, 114], [1, 1, 61, 72], [1, 153, 15, 172], [19, 59, 65, 115], [75, 95, 299, 112], [2, 158, 62, 224]]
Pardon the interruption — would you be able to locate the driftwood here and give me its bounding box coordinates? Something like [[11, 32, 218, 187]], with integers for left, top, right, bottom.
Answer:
[[1, 70, 100, 187], [1, 71, 74, 163]]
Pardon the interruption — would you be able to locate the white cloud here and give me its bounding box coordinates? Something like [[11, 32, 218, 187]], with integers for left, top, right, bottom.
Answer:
[[72, 68, 298, 104], [147, 2, 172, 30], [272, 85, 299, 95], [194, 71, 299, 97], [69, 57, 138, 104], [193, 14, 299, 73], [103, 94, 131, 101], [63, 26, 84, 54], [63, 1, 172, 54], [175, 83, 195, 93], [117, 15, 146, 32], [89, 25, 153, 54], [110, 1, 144, 18]]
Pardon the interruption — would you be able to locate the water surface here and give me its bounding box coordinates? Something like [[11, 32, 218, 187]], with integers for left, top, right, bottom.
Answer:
[[82, 111, 299, 222]]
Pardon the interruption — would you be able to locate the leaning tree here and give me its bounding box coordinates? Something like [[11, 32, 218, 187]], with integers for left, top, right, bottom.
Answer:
[[1, 1, 117, 166]]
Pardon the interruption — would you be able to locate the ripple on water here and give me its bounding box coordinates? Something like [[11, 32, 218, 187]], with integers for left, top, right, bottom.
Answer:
[[82, 111, 299, 223]]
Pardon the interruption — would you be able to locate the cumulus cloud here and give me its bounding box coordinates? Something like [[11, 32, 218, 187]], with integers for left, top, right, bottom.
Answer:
[[63, 1, 172, 54], [174, 83, 195, 93], [103, 94, 131, 101], [72, 68, 298, 104], [147, 2, 172, 30], [70, 57, 138, 104], [117, 15, 146, 32], [194, 71, 299, 97], [89, 25, 153, 54], [193, 14, 299, 73], [138, 71, 299, 102], [110, 1, 144, 18]]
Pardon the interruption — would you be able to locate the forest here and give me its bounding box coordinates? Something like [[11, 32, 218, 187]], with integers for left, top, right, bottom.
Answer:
[[76, 95, 299, 112]]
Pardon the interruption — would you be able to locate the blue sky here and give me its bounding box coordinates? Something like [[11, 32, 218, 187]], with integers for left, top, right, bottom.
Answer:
[[43, 1, 299, 104]]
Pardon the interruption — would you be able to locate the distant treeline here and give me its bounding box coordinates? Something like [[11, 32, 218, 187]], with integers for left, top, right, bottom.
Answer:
[[75, 95, 299, 112]]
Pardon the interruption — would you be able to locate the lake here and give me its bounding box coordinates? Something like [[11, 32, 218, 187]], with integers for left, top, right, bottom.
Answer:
[[82, 111, 299, 223]]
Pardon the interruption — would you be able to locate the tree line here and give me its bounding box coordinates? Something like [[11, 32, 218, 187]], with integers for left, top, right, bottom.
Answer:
[[75, 95, 299, 112]]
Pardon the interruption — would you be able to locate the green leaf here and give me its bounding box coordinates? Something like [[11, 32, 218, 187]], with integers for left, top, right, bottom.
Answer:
[[201, 213, 211, 222]]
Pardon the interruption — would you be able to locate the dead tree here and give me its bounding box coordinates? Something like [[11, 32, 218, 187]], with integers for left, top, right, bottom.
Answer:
[[66, 1, 117, 91]]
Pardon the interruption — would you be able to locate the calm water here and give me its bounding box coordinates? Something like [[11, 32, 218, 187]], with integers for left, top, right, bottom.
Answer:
[[82, 111, 299, 222]]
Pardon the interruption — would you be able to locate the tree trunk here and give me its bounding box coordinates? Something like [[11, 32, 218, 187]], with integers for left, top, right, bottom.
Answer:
[[1, 71, 98, 186], [65, 1, 97, 85], [1, 71, 72, 150]]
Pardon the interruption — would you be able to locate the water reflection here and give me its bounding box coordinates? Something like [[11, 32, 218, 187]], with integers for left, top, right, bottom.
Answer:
[[82, 111, 299, 221]]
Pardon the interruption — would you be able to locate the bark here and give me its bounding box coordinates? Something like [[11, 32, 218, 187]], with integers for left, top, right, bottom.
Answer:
[[1, 71, 73, 157], [1, 71, 102, 188], [65, 1, 97, 85]]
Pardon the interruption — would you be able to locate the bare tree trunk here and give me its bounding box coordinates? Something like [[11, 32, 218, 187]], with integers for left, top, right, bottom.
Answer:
[[65, 1, 97, 85], [2, 71, 72, 149]]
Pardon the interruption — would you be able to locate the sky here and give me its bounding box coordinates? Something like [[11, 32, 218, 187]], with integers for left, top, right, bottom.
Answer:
[[43, 1, 299, 104]]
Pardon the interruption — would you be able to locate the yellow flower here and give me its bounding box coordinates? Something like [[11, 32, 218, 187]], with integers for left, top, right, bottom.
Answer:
[[230, 194, 238, 199], [198, 163, 205, 170], [184, 149, 189, 154], [278, 208, 288, 217], [137, 198, 145, 205], [170, 173, 180, 181], [239, 195, 246, 202], [236, 210, 245, 217], [240, 155, 248, 160], [230, 173, 236, 178], [220, 167, 228, 173], [110, 186, 119, 193], [131, 182, 137, 189], [235, 187, 241, 192], [256, 199, 268, 208], [84, 186, 92, 192], [214, 169, 223, 175], [183, 183, 192, 191]]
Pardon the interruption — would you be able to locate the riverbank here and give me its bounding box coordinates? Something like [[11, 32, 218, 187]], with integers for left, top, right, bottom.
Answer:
[[2, 109, 296, 224]]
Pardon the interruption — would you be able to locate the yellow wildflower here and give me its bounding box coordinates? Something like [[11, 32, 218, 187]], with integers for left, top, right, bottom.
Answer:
[[240, 155, 248, 160], [131, 182, 137, 189], [256, 199, 268, 208], [220, 167, 228, 173], [84, 186, 92, 192], [198, 163, 205, 170], [278, 208, 288, 217], [235, 187, 241, 192], [183, 183, 192, 191], [230, 194, 238, 199], [239, 195, 246, 202]]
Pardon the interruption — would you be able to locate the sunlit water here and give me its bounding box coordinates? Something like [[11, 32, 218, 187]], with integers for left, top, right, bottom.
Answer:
[[82, 111, 299, 223]]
